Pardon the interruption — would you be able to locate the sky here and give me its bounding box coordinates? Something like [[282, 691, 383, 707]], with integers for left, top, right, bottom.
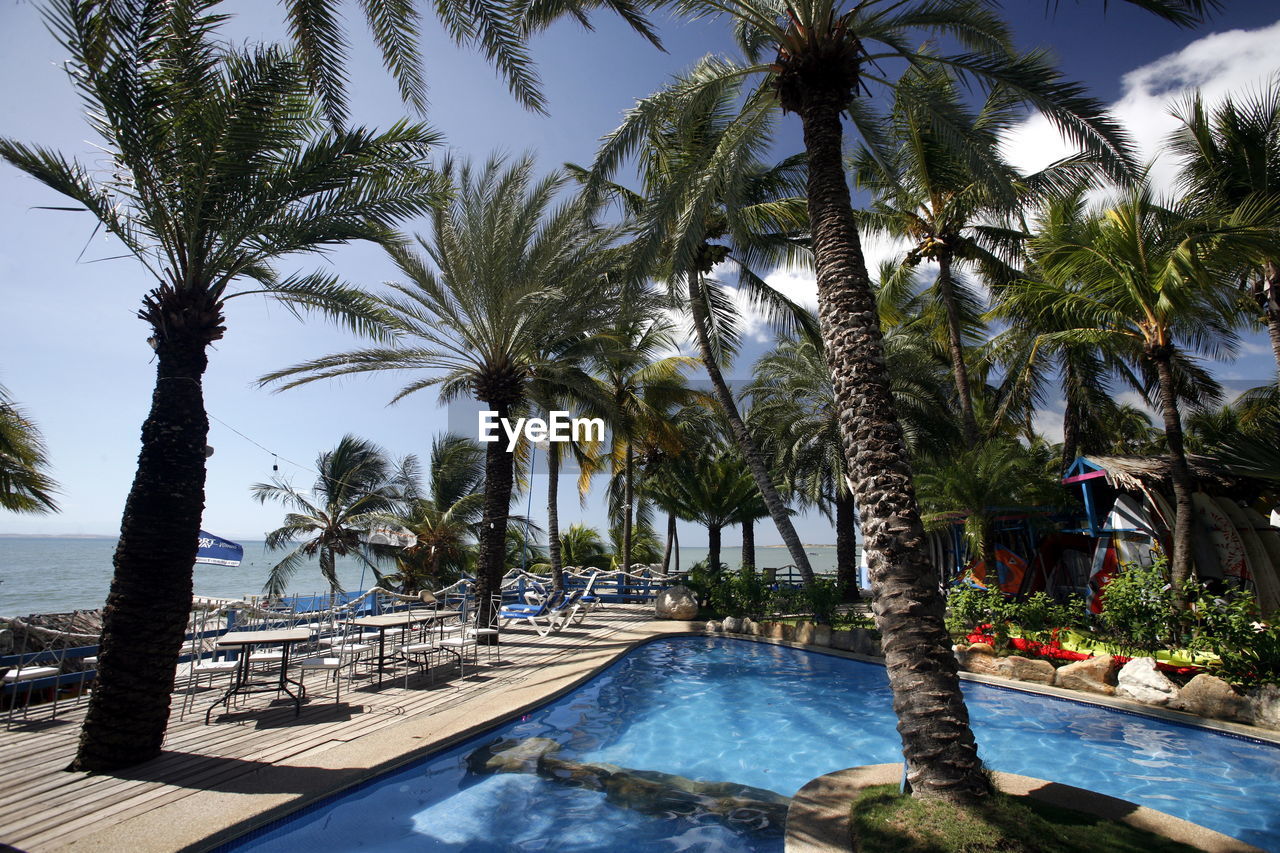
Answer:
[[1, 0, 1279, 548]]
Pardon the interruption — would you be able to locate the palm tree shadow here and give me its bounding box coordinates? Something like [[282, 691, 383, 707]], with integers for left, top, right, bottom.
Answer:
[[83, 751, 357, 795]]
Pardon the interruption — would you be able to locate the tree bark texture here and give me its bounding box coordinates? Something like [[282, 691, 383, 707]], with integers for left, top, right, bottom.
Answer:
[[73, 340, 209, 771], [475, 400, 516, 642], [741, 518, 755, 572], [1061, 360, 1081, 472], [707, 523, 722, 574], [798, 87, 988, 802], [1264, 262, 1280, 384], [686, 275, 816, 585], [935, 254, 980, 445], [622, 443, 634, 572], [547, 440, 564, 590], [835, 493, 859, 601], [661, 511, 676, 573], [1153, 352, 1194, 608]]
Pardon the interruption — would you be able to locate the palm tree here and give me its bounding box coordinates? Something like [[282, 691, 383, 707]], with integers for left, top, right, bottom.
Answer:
[[853, 67, 1105, 446], [261, 155, 621, 638], [593, 0, 1209, 802], [1014, 185, 1279, 605], [252, 436, 410, 595], [0, 383, 59, 514], [0, 2, 442, 772], [915, 438, 1061, 579], [585, 75, 821, 586], [557, 523, 612, 569], [646, 450, 768, 573], [1169, 80, 1280, 378], [587, 313, 700, 576]]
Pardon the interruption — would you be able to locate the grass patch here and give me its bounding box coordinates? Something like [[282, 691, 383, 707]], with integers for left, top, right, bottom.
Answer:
[[850, 784, 1198, 853]]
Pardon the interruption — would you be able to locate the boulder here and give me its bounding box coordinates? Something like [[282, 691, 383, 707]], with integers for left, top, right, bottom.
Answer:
[[956, 644, 1003, 676], [1001, 655, 1056, 686], [1245, 684, 1280, 731], [813, 624, 833, 647], [794, 622, 816, 645], [744, 619, 762, 636], [654, 585, 699, 620], [1174, 673, 1250, 722], [722, 616, 743, 634], [704, 620, 722, 634], [1116, 657, 1179, 707], [851, 629, 883, 657], [1054, 655, 1117, 696]]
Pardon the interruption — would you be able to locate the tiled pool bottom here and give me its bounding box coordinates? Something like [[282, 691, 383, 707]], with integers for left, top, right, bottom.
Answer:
[[221, 637, 1280, 852]]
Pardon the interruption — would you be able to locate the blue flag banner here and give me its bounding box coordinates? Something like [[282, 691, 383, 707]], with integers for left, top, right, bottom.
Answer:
[[196, 530, 244, 567]]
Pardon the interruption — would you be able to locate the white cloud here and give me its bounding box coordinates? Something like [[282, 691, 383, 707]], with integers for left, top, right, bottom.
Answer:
[[1002, 20, 1280, 198], [1032, 404, 1066, 443]]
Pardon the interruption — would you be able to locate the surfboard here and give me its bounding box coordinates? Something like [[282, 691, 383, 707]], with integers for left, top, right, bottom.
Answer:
[[1208, 494, 1269, 594], [1192, 492, 1249, 581], [1106, 493, 1158, 537], [1242, 506, 1280, 613]]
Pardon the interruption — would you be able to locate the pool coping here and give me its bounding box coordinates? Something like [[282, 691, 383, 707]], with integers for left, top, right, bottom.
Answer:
[[783, 763, 1265, 853], [61, 621, 1280, 852]]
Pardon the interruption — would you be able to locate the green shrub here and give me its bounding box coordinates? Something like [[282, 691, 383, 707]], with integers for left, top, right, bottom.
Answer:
[[1096, 559, 1186, 654], [803, 577, 842, 624]]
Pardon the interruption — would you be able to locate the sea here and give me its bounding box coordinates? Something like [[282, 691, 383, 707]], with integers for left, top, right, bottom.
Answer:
[[0, 539, 841, 618]]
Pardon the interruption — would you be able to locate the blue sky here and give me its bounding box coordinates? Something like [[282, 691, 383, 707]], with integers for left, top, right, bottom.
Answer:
[[1, 0, 1278, 546]]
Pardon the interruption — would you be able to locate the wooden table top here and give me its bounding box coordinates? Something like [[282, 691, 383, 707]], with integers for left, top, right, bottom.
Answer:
[[341, 610, 463, 628], [216, 628, 312, 646]]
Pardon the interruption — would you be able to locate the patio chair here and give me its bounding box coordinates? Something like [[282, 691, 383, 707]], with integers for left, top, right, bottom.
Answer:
[[498, 588, 566, 637], [297, 622, 363, 706]]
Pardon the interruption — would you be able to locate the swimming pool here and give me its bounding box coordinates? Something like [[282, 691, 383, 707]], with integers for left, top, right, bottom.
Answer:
[[221, 636, 1280, 852]]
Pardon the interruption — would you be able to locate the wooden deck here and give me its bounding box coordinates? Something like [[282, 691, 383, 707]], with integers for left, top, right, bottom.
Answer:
[[0, 605, 664, 853]]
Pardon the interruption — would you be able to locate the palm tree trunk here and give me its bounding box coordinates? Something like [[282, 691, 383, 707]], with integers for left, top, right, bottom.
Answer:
[[835, 493, 859, 601], [475, 399, 516, 643], [707, 523, 722, 573], [547, 441, 564, 590], [661, 511, 676, 573], [672, 520, 680, 573], [1061, 360, 1081, 471], [73, 339, 209, 772], [1263, 262, 1280, 383], [1152, 350, 1194, 609], [979, 522, 996, 586], [622, 442, 634, 573], [687, 276, 815, 585], [741, 518, 755, 572], [797, 86, 988, 803], [936, 254, 980, 445]]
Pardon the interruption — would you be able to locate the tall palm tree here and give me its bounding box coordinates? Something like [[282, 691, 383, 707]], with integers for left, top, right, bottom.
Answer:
[[252, 435, 410, 595], [853, 66, 1104, 446], [0, 1, 442, 772], [1169, 80, 1280, 378], [0, 383, 59, 514], [585, 75, 820, 585], [261, 155, 622, 637], [587, 313, 700, 576], [1014, 186, 1278, 605], [595, 0, 1178, 802], [557, 523, 612, 569]]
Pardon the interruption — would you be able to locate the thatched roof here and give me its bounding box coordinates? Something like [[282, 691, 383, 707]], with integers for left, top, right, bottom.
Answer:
[[1080, 454, 1257, 494]]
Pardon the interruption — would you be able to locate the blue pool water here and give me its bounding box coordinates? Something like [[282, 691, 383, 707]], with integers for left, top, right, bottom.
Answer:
[[223, 637, 1280, 852]]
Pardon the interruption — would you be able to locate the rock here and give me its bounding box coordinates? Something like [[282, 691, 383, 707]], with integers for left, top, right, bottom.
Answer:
[[655, 585, 699, 620], [766, 621, 785, 640], [957, 645, 1003, 676], [851, 628, 882, 657], [466, 737, 562, 774], [1001, 655, 1056, 686], [1116, 658, 1179, 707], [1054, 655, 1116, 696], [1245, 684, 1280, 730], [1174, 673, 1250, 722], [722, 616, 743, 634], [830, 630, 854, 651], [704, 620, 722, 634], [744, 619, 762, 636], [813, 624, 832, 647], [794, 622, 815, 645]]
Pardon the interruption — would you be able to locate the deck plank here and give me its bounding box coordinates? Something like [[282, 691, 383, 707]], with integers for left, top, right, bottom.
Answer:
[[0, 607, 654, 851]]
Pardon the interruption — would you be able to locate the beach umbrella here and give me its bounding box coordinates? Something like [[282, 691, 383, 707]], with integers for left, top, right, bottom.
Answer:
[[195, 530, 244, 567]]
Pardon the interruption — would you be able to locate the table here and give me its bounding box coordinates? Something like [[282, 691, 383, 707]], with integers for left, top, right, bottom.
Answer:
[[341, 610, 463, 673], [204, 627, 311, 724]]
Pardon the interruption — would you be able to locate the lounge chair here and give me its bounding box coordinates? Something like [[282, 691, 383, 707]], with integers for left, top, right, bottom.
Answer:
[[498, 589, 566, 637]]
